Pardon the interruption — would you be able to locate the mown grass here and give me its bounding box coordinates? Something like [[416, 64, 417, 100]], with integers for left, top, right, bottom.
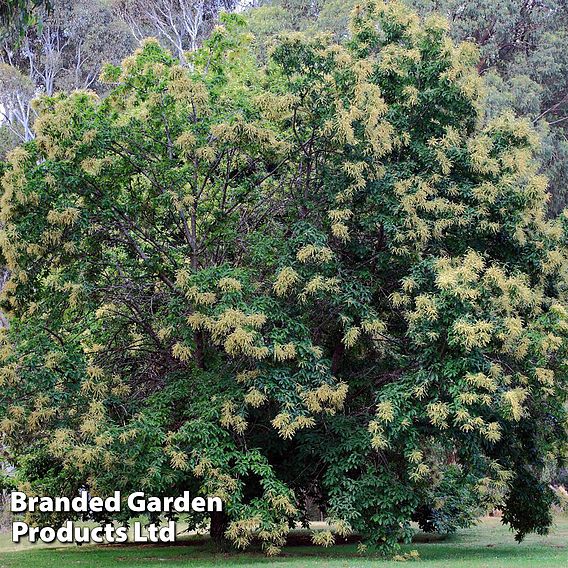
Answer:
[[0, 516, 566, 568]]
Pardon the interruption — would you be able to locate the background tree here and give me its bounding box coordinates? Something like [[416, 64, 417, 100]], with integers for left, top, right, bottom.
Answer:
[[0, 0, 239, 159], [0, 63, 35, 143], [1, 0, 135, 95], [0, 0, 135, 158], [112, 0, 238, 64]]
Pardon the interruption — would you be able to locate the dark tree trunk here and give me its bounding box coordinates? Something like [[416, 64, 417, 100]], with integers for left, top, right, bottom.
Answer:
[[210, 510, 229, 549], [331, 341, 344, 375], [194, 331, 205, 370]]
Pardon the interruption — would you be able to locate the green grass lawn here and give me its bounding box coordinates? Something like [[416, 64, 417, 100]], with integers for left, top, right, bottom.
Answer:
[[0, 516, 566, 568]]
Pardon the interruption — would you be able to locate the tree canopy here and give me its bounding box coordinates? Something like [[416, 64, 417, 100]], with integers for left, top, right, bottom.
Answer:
[[247, 0, 568, 214], [0, 1, 567, 556]]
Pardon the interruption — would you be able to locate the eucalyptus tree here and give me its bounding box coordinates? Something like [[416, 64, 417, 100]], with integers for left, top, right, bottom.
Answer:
[[112, 0, 238, 64]]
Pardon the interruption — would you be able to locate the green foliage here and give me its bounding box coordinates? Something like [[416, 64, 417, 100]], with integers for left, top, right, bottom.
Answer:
[[0, 0, 567, 557], [412, 465, 481, 534], [247, 0, 568, 213], [0, 125, 20, 160], [0, 0, 51, 36], [502, 468, 555, 542]]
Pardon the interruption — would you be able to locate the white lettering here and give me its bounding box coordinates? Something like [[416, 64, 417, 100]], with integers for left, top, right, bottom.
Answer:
[[128, 492, 145, 512], [12, 521, 28, 542], [10, 492, 27, 513]]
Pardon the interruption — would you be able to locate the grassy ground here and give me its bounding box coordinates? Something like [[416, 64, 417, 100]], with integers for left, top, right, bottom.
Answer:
[[0, 516, 566, 568]]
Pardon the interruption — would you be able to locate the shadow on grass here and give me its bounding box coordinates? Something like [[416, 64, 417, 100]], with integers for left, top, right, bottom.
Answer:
[[3, 517, 568, 567], [9, 539, 565, 567]]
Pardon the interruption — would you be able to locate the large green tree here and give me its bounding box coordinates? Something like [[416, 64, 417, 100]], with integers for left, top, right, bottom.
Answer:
[[0, 1, 567, 556]]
